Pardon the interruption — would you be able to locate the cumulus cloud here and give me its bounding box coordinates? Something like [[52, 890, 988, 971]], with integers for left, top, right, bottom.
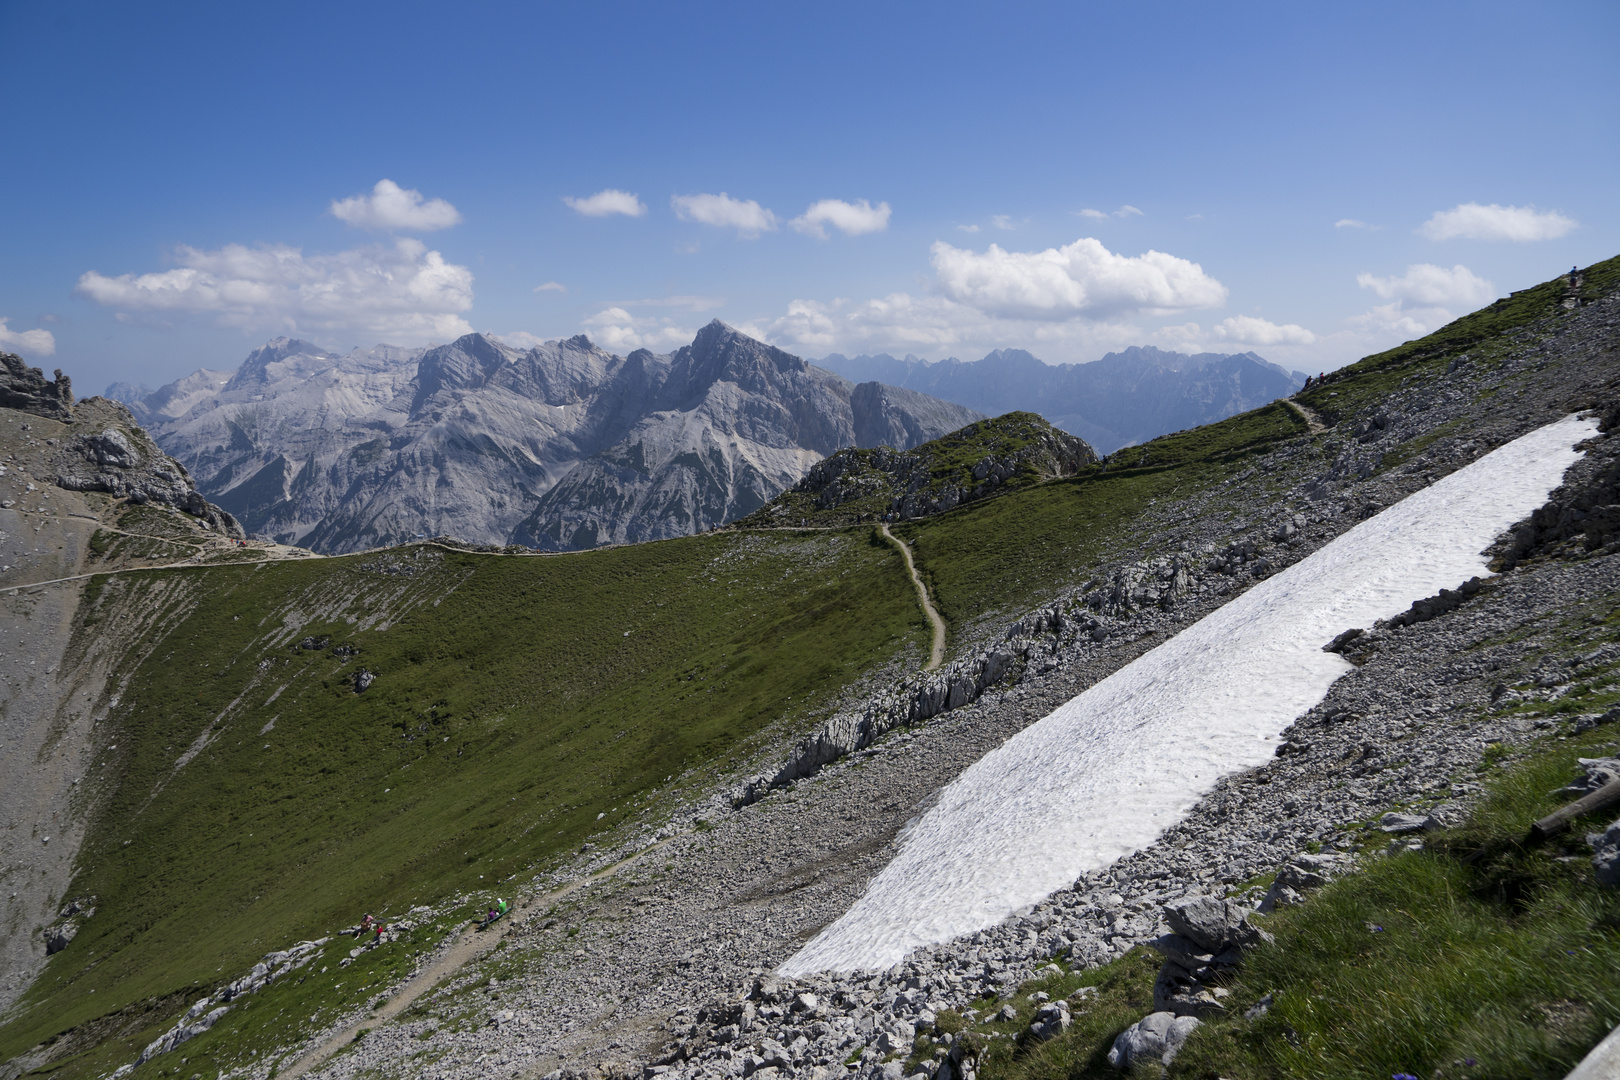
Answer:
[[533, 281, 567, 293], [766, 292, 1167, 362], [1357, 263, 1496, 308], [930, 237, 1227, 320], [330, 179, 462, 232], [1209, 315, 1316, 346], [956, 224, 980, 233], [1335, 218, 1377, 230], [563, 189, 648, 218], [1347, 301, 1450, 341], [1076, 209, 1109, 220], [581, 307, 696, 352], [0, 318, 56, 356], [790, 198, 892, 239], [1419, 202, 1576, 242], [991, 215, 1017, 231], [670, 192, 777, 237], [76, 238, 474, 344]]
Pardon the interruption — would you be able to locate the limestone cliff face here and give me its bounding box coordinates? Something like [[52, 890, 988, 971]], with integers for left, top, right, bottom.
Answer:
[[133, 323, 982, 553]]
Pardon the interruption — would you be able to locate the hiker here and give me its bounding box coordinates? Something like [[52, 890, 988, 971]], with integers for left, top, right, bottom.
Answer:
[[356, 914, 374, 938]]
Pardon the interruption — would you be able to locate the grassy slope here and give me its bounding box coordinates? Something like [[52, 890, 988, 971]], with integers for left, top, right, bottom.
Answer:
[[1, 530, 925, 1064]]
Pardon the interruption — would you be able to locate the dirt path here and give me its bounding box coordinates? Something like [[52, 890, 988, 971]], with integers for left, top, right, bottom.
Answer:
[[879, 523, 946, 670], [278, 839, 676, 1080], [1282, 397, 1328, 434]]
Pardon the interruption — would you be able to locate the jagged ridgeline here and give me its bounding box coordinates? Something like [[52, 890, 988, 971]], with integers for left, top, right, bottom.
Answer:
[[4, 255, 1619, 1080], [734, 412, 1098, 529]]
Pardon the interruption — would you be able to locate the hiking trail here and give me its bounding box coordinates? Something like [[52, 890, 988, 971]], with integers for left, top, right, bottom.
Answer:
[[879, 523, 946, 671]]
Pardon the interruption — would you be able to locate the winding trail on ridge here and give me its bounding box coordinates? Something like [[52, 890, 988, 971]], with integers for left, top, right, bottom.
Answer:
[[1282, 397, 1328, 434], [880, 523, 946, 671]]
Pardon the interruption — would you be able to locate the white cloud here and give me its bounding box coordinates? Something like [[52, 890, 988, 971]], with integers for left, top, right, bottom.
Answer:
[[670, 192, 777, 237], [1077, 206, 1141, 220], [1357, 263, 1496, 308], [991, 215, 1017, 231], [1347, 301, 1451, 341], [493, 330, 550, 350], [0, 318, 56, 356], [76, 238, 474, 345], [563, 189, 648, 218], [766, 292, 1160, 362], [930, 237, 1227, 320], [1209, 315, 1316, 346], [956, 224, 980, 233], [330, 179, 462, 232], [533, 281, 567, 293], [1419, 202, 1576, 242], [581, 307, 696, 352], [790, 198, 892, 239], [1335, 218, 1377, 230]]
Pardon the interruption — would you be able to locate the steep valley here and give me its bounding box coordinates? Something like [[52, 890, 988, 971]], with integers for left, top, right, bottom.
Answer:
[[5, 257, 1620, 1080]]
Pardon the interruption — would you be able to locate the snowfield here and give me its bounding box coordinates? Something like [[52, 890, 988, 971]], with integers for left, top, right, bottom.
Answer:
[[782, 414, 1598, 975]]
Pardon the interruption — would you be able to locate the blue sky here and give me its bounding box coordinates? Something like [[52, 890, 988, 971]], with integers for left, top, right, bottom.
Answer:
[[1, 0, 1615, 392]]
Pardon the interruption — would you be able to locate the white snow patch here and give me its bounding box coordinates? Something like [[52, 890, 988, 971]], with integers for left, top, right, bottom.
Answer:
[[781, 414, 1597, 975]]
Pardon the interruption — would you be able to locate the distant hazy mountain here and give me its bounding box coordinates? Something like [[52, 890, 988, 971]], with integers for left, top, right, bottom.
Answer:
[[126, 322, 982, 553], [815, 346, 1307, 453]]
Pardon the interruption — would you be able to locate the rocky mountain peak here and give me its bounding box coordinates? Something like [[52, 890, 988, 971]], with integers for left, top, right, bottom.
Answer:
[[227, 337, 329, 389], [411, 333, 519, 407], [667, 320, 808, 401]]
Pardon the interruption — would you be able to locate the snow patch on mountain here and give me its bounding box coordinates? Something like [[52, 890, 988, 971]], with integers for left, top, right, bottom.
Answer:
[[782, 413, 1597, 974]]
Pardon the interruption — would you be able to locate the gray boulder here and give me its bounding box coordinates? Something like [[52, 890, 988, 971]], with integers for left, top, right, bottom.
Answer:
[[1560, 758, 1620, 796], [1379, 812, 1429, 833], [1588, 818, 1620, 886], [43, 921, 78, 954], [1164, 895, 1268, 953], [1106, 1011, 1200, 1069], [1027, 1001, 1070, 1041]]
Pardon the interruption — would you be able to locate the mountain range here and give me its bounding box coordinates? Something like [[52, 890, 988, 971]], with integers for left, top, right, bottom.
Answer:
[[815, 346, 1307, 453], [120, 322, 981, 553]]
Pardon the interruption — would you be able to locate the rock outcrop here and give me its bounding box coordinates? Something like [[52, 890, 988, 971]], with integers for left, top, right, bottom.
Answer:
[[0, 352, 73, 421], [50, 399, 244, 537], [737, 412, 1095, 529]]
